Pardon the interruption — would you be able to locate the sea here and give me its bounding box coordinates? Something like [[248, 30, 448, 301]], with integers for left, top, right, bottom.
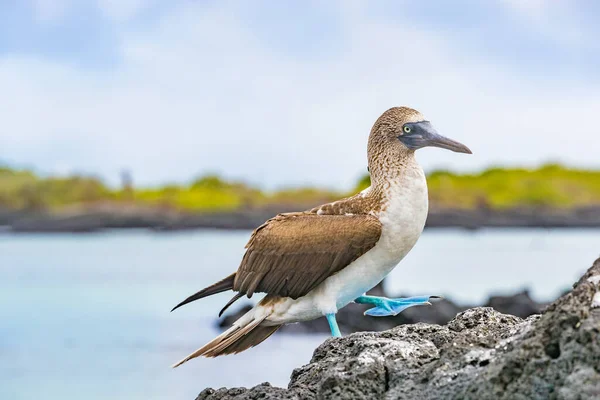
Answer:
[[1, 228, 598, 400]]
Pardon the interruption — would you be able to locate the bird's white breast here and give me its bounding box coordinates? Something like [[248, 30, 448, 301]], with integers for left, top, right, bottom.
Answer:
[[376, 164, 429, 261], [267, 163, 429, 323]]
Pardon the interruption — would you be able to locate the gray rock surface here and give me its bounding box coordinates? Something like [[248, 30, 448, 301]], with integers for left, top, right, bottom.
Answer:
[[197, 257, 600, 400], [4, 206, 600, 232]]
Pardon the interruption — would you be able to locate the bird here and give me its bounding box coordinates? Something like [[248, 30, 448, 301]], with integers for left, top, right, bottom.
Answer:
[[170, 106, 471, 367]]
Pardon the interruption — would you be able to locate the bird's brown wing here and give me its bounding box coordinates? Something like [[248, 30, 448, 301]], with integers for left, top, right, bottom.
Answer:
[[233, 212, 382, 299]]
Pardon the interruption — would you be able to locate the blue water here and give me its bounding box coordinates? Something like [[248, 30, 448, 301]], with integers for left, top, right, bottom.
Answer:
[[0, 229, 598, 400]]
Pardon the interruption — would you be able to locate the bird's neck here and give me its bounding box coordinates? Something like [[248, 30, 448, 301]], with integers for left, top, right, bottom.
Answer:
[[368, 148, 418, 194], [369, 150, 428, 237], [310, 149, 423, 217]]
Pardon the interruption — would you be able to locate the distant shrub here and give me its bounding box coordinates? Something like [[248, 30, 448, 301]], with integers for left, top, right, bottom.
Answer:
[[191, 174, 229, 190], [0, 164, 599, 212]]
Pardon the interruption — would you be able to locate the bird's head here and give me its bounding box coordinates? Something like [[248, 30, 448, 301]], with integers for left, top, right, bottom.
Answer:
[[369, 106, 472, 156]]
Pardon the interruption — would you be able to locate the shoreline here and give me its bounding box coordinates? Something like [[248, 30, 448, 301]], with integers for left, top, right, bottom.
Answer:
[[1, 206, 600, 233]]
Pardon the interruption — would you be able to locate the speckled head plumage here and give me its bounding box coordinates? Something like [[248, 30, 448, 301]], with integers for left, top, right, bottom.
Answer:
[[370, 107, 426, 139], [367, 106, 471, 184]]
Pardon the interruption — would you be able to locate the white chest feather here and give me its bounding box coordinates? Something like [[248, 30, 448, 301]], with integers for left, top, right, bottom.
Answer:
[[377, 166, 429, 259], [268, 165, 429, 323]]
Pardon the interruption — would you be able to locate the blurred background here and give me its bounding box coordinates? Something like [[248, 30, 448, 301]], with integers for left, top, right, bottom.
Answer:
[[1, 1, 599, 399]]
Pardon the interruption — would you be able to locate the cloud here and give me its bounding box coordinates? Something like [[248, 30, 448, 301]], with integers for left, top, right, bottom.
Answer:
[[2, 1, 599, 189], [500, 0, 599, 50], [29, 0, 153, 23], [96, 0, 153, 21], [30, 0, 73, 23]]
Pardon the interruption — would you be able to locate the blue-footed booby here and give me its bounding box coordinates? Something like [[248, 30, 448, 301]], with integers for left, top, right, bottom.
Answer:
[[171, 106, 471, 367]]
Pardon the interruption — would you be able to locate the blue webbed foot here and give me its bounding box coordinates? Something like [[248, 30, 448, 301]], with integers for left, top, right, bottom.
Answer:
[[355, 295, 440, 317]]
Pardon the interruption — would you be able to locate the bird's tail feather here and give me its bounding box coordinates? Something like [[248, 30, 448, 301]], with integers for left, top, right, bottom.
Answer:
[[171, 312, 281, 367], [171, 273, 236, 312]]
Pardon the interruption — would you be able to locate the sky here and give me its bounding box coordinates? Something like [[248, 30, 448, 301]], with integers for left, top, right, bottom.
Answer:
[[0, 0, 599, 190]]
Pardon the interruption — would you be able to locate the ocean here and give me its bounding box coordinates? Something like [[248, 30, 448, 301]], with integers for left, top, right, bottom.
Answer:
[[1, 228, 598, 400]]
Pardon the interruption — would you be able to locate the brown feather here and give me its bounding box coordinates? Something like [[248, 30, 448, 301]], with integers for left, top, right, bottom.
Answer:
[[220, 324, 280, 355], [203, 317, 265, 357], [171, 314, 280, 366], [171, 273, 236, 312], [171, 325, 239, 367], [233, 213, 382, 299], [218, 292, 244, 317]]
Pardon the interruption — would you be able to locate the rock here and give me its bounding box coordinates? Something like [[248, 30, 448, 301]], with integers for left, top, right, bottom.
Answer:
[[6, 206, 600, 232], [484, 290, 545, 319], [199, 257, 600, 400], [426, 206, 600, 229], [0, 207, 27, 226]]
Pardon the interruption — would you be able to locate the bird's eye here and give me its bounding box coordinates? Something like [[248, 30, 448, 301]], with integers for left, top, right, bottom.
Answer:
[[403, 126, 411, 134]]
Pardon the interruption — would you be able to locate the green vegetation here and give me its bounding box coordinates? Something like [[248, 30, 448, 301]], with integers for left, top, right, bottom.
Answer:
[[1, 164, 599, 213], [131, 175, 264, 211], [0, 167, 110, 210], [356, 164, 600, 209], [0, 166, 337, 212], [428, 164, 600, 209]]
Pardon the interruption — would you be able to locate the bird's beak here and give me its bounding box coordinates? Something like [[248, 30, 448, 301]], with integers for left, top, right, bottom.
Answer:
[[400, 121, 472, 154], [426, 131, 472, 154]]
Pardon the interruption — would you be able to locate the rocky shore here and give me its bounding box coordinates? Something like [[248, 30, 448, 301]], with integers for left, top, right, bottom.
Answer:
[[2, 205, 600, 232], [199, 257, 600, 400]]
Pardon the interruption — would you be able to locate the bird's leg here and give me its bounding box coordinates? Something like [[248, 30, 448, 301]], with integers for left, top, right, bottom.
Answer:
[[354, 295, 439, 317], [325, 313, 342, 337]]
